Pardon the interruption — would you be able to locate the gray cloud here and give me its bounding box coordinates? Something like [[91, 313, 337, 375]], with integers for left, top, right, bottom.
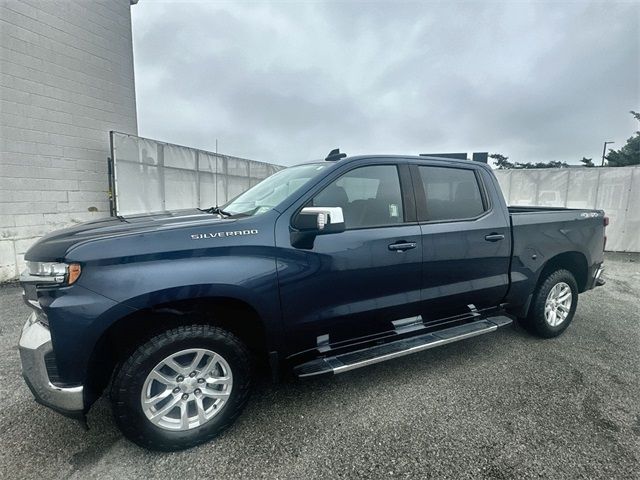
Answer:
[[132, 1, 639, 166]]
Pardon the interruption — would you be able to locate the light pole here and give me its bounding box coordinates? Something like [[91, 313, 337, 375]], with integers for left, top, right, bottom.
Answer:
[[601, 141, 615, 166]]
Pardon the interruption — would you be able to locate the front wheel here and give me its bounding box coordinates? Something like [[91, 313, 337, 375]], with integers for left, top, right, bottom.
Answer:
[[523, 269, 579, 338], [110, 325, 252, 451]]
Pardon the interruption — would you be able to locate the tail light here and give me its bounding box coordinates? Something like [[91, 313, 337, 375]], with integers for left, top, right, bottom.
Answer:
[[603, 216, 609, 251], [603, 216, 609, 227]]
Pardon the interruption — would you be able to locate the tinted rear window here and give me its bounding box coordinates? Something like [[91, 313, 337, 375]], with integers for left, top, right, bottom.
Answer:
[[418, 166, 485, 221]]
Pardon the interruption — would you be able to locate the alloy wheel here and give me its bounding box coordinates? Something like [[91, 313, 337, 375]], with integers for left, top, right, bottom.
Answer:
[[544, 282, 573, 327], [140, 348, 233, 431]]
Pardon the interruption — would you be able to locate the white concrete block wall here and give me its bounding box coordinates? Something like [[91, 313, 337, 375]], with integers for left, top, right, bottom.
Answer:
[[0, 0, 138, 280]]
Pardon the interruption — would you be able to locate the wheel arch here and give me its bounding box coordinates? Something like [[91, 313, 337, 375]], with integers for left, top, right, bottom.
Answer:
[[538, 251, 589, 293], [510, 250, 589, 319], [84, 295, 272, 407]]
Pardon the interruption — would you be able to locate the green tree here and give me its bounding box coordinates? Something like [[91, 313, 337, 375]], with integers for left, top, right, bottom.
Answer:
[[581, 157, 594, 167], [606, 111, 640, 167], [490, 153, 570, 169], [514, 160, 569, 169], [490, 153, 513, 169]]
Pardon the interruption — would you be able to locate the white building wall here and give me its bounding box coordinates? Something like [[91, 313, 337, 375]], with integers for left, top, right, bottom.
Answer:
[[494, 166, 640, 253], [0, 0, 138, 280]]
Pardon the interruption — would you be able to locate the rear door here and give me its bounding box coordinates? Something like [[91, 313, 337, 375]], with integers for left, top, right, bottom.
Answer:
[[411, 163, 511, 321], [275, 161, 423, 354]]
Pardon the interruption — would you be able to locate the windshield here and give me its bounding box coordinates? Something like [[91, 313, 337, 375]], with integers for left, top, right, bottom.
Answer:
[[223, 163, 328, 217]]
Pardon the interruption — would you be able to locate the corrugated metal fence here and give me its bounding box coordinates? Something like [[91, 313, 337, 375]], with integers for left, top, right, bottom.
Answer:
[[109, 132, 283, 216], [494, 166, 640, 252]]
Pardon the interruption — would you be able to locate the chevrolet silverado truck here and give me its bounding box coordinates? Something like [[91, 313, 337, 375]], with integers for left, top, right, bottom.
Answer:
[[19, 152, 606, 450]]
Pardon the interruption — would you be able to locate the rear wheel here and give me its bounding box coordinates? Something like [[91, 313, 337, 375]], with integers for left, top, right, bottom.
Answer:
[[524, 269, 578, 338], [111, 325, 251, 451]]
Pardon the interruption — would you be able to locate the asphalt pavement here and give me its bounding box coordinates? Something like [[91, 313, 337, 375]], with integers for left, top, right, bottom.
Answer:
[[0, 253, 638, 479]]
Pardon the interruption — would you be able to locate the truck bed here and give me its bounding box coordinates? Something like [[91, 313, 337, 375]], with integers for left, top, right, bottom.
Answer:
[[504, 204, 605, 313], [508, 205, 604, 260], [508, 205, 579, 214]]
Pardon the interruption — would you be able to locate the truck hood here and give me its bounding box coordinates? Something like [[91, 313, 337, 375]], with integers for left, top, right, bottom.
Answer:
[[25, 209, 235, 262]]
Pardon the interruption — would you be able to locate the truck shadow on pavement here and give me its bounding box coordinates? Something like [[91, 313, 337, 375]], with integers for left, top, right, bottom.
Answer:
[[80, 326, 528, 449]]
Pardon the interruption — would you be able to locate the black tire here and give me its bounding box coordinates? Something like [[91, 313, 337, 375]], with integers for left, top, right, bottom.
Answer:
[[523, 269, 578, 338], [110, 325, 251, 451]]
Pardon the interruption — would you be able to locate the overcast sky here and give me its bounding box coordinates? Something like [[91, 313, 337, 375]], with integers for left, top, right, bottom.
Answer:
[[131, 1, 639, 167]]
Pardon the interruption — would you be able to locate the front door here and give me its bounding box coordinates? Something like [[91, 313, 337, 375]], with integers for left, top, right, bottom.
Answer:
[[275, 162, 423, 354]]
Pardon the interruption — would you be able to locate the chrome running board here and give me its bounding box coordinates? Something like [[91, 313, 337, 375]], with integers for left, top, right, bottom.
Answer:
[[294, 315, 513, 378]]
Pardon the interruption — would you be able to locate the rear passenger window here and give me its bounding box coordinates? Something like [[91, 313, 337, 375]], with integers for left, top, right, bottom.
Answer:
[[311, 165, 404, 229], [418, 166, 485, 221]]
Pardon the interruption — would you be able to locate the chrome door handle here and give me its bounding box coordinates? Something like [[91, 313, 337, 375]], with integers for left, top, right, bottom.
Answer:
[[388, 242, 417, 252], [485, 233, 505, 242]]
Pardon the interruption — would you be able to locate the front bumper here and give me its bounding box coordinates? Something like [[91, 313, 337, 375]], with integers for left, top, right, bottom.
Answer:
[[19, 312, 85, 418]]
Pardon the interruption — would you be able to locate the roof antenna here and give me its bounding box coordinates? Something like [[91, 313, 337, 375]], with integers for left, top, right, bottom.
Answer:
[[325, 148, 347, 161]]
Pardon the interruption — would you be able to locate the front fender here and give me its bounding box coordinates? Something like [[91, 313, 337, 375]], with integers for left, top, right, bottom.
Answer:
[[79, 250, 282, 339]]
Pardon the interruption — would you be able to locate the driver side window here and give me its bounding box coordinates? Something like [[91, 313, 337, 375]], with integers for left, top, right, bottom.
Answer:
[[310, 165, 404, 229]]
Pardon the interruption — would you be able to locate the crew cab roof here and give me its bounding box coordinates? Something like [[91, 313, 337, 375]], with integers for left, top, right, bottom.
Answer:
[[300, 154, 492, 170]]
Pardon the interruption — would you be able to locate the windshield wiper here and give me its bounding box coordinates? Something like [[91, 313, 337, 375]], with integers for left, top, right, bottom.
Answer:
[[198, 206, 233, 217]]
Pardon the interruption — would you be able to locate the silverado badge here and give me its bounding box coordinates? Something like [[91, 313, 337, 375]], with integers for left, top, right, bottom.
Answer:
[[190, 229, 259, 240]]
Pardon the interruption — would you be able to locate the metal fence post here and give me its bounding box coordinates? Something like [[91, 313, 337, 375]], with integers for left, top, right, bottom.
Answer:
[[158, 143, 166, 211], [195, 151, 201, 209], [109, 131, 119, 216], [223, 156, 229, 204], [593, 168, 602, 209]]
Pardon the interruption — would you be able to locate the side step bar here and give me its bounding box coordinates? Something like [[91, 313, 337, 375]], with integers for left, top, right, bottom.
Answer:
[[294, 315, 513, 378]]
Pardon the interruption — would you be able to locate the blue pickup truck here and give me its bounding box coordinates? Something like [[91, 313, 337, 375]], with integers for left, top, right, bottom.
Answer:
[[19, 152, 606, 450]]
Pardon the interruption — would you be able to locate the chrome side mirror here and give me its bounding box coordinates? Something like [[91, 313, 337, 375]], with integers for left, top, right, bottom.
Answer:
[[291, 206, 346, 249], [298, 206, 345, 231]]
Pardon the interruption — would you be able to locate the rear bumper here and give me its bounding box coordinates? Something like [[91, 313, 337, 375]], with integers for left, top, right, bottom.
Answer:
[[19, 312, 85, 418]]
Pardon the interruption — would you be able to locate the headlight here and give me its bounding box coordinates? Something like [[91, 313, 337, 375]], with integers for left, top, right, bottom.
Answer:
[[27, 261, 67, 276], [26, 261, 82, 285]]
